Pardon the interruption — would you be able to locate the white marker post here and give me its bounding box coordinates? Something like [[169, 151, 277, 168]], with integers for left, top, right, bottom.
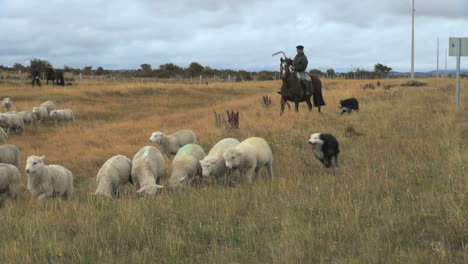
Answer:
[[449, 37, 467, 109]]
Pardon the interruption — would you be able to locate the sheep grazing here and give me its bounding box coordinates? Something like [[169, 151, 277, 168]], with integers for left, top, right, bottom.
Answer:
[[49, 109, 74, 127], [40, 100, 56, 115], [200, 138, 240, 182], [0, 164, 21, 199], [0, 127, 8, 143], [26, 155, 74, 200], [149, 129, 198, 156], [308, 133, 340, 168], [18, 111, 35, 126], [168, 144, 206, 188], [32, 106, 48, 123], [94, 155, 132, 198], [0, 144, 20, 169], [338, 97, 359, 115], [0, 113, 25, 134], [131, 146, 165, 195], [1, 98, 13, 111], [223, 137, 273, 184]]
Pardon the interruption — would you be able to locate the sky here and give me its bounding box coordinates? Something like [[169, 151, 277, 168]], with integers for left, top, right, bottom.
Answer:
[[0, 0, 467, 72]]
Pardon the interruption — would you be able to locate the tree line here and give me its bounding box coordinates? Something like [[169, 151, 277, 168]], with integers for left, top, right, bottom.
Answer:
[[0, 59, 395, 81]]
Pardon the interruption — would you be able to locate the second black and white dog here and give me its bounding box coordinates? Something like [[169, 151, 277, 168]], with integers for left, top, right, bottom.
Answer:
[[308, 133, 340, 168], [338, 97, 359, 115]]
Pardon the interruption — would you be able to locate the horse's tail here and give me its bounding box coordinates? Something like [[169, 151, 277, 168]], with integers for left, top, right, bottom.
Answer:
[[311, 75, 326, 106]]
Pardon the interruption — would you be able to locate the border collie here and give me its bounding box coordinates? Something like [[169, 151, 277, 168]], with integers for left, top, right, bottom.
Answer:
[[308, 133, 340, 168], [338, 97, 359, 115]]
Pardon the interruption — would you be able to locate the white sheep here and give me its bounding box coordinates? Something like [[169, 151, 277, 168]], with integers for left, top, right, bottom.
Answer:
[[1, 98, 13, 111], [0, 144, 20, 169], [40, 100, 56, 114], [0, 127, 8, 143], [0, 163, 21, 199], [32, 106, 48, 123], [0, 113, 25, 134], [200, 138, 240, 182], [131, 146, 165, 195], [26, 155, 74, 200], [223, 137, 273, 184], [18, 111, 35, 126], [168, 144, 205, 188], [149, 129, 198, 156], [49, 109, 74, 127], [94, 155, 132, 198]]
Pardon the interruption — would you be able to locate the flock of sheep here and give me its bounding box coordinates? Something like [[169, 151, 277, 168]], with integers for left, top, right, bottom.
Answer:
[[0, 123, 275, 199], [0, 98, 74, 138]]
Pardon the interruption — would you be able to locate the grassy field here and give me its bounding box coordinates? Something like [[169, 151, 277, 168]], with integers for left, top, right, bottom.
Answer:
[[0, 77, 466, 263]]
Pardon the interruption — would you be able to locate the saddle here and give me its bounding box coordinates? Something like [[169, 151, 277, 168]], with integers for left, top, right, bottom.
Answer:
[[294, 71, 313, 96], [295, 71, 312, 82]]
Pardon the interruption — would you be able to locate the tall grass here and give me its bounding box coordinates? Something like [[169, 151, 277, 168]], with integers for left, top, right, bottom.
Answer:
[[0, 78, 466, 263]]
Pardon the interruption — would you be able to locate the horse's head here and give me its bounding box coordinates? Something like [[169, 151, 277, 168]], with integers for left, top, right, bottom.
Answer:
[[280, 57, 293, 79]]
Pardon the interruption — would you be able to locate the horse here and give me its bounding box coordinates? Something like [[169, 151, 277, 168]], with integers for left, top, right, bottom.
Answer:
[[277, 56, 326, 115], [46, 68, 56, 85]]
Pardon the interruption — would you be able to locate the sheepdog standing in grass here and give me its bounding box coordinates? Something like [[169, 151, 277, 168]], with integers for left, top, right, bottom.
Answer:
[[308, 133, 340, 168]]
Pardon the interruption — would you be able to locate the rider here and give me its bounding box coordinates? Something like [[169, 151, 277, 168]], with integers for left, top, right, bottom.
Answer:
[[292, 45, 310, 96]]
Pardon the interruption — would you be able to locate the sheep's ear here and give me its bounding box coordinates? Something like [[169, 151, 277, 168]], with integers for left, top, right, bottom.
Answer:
[[137, 186, 146, 193], [155, 184, 164, 189], [40, 155, 45, 160]]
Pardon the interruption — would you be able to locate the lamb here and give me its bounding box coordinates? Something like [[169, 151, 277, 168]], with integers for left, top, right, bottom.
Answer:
[[168, 144, 205, 188], [0, 113, 25, 134], [40, 100, 56, 114], [18, 111, 35, 126], [0, 163, 21, 199], [32, 106, 48, 123], [0, 144, 20, 169], [1, 98, 13, 111], [49, 109, 74, 126], [149, 129, 198, 156], [94, 155, 132, 198], [223, 137, 273, 184], [131, 146, 165, 195], [308, 133, 340, 168], [0, 127, 8, 143], [26, 155, 74, 200], [200, 138, 240, 182], [338, 97, 359, 115]]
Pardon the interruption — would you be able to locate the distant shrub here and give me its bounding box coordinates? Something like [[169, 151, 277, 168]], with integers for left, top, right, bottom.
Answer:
[[400, 80, 427, 87]]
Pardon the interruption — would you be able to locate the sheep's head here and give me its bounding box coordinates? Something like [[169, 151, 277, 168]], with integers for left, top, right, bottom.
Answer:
[[49, 110, 57, 117], [338, 100, 343, 109], [308, 133, 324, 150], [0, 114, 6, 124], [223, 147, 242, 169], [200, 156, 218, 177], [137, 184, 164, 195], [149, 131, 164, 143], [26, 155, 45, 174]]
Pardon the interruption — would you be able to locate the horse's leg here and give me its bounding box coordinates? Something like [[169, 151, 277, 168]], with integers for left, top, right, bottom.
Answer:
[[306, 97, 313, 112], [280, 97, 285, 115]]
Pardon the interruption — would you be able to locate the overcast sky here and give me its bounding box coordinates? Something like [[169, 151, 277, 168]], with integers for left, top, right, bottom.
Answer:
[[0, 0, 467, 72]]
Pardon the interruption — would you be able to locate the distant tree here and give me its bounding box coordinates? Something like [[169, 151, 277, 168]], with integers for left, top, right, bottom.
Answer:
[[326, 68, 335, 78], [96, 66, 105, 75], [83, 66, 93, 75], [63, 65, 74, 72], [158, 63, 183, 78], [140, 64, 152, 72], [13, 63, 27, 72], [256, 71, 275, 81], [374, 63, 392, 75], [186, 62, 204, 77], [309, 69, 324, 76], [30, 59, 53, 76]]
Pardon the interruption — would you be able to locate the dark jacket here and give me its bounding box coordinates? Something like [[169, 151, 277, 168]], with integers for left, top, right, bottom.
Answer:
[[293, 53, 308, 72]]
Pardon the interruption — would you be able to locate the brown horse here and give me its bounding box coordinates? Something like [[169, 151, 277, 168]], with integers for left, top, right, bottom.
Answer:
[[277, 57, 326, 115]]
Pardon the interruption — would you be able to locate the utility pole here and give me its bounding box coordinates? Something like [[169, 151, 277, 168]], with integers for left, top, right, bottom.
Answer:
[[444, 48, 447, 78], [411, 0, 415, 80], [437, 38, 439, 78]]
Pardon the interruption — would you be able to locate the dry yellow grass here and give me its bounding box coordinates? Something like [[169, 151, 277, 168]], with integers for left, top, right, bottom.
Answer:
[[0, 77, 466, 263]]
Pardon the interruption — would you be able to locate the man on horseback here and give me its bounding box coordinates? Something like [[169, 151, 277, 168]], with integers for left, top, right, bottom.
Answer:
[[292, 45, 311, 96]]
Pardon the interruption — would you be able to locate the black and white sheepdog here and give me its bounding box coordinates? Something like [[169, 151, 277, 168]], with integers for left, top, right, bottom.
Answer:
[[338, 97, 359, 115], [308, 133, 340, 168]]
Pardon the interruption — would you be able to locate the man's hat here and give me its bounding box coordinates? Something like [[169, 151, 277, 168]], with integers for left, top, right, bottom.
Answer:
[[296, 45, 304, 50]]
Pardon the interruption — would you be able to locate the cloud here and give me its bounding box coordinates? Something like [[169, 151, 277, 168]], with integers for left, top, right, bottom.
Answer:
[[0, 0, 466, 71]]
